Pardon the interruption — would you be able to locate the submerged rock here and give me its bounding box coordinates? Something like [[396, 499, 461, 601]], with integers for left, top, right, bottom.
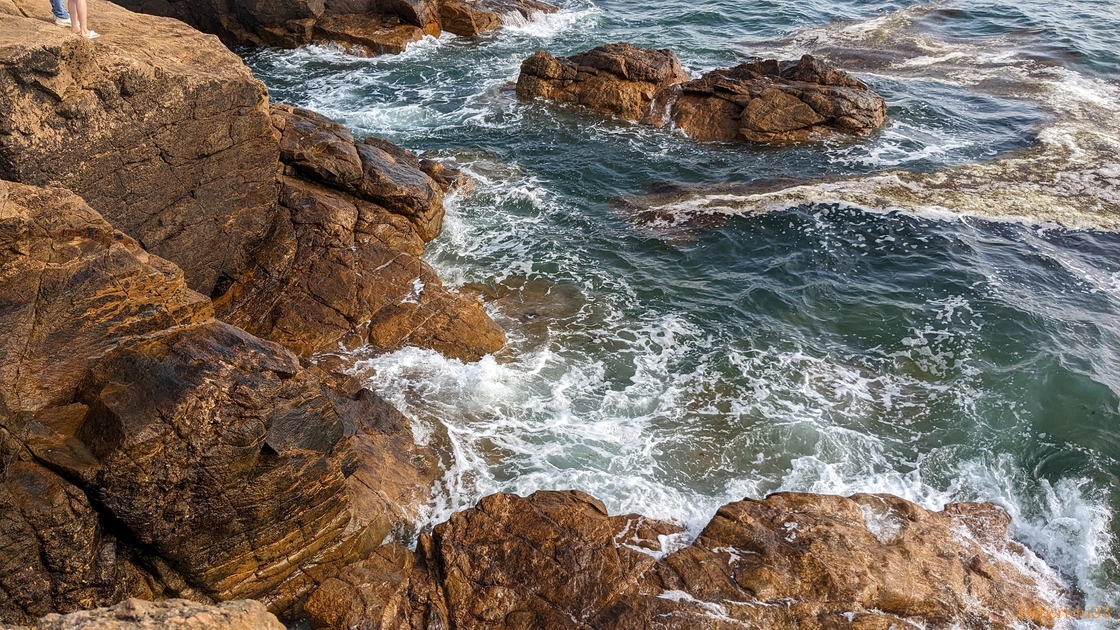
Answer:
[[517, 44, 887, 142], [306, 490, 1065, 630], [7, 598, 283, 630]]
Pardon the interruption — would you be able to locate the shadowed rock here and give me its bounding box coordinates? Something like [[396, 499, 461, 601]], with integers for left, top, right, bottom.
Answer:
[[305, 490, 1066, 630], [517, 44, 887, 143]]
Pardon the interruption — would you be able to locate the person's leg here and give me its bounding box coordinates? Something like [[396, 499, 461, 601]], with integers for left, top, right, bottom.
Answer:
[[73, 0, 89, 35], [50, 0, 70, 21], [67, 0, 79, 32]]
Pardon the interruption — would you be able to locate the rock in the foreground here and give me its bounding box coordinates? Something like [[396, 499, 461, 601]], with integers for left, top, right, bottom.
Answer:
[[7, 599, 283, 630], [517, 44, 888, 142], [305, 490, 1066, 630]]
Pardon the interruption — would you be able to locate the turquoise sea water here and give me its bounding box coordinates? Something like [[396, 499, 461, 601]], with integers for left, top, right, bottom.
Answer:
[[244, 0, 1120, 622]]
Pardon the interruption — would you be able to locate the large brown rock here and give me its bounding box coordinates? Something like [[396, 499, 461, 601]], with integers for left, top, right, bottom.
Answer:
[[306, 490, 1067, 630], [0, 180, 211, 413], [517, 44, 690, 123], [440, 0, 558, 37], [670, 55, 888, 142], [517, 45, 887, 143], [214, 106, 505, 360], [0, 0, 280, 296], [313, 13, 425, 56], [0, 181, 437, 622], [12, 598, 284, 630]]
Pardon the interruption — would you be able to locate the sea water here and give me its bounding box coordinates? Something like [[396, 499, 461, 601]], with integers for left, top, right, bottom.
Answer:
[[243, 0, 1120, 624]]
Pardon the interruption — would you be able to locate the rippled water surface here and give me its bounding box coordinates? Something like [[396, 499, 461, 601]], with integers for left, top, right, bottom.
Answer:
[[244, 0, 1120, 622]]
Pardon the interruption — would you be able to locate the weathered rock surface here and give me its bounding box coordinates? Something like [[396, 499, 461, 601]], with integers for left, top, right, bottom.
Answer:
[[517, 44, 888, 142], [517, 43, 690, 123], [306, 490, 1066, 630], [8, 598, 284, 630], [440, 0, 558, 37], [0, 0, 280, 296], [0, 181, 211, 412], [1, 6, 505, 362], [214, 106, 506, 359], [0, 182, 437, 622]]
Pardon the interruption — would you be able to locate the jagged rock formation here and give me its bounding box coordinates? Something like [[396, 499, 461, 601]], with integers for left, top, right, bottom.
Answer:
[[0, 0, 504, 361], [304, 490, 1066, 630], [213, 105, 505, 359], [517, 43, 888, 142], [105, 0, 557, 51], [3, 598, 284, 630], [0, 180, 438, 623]]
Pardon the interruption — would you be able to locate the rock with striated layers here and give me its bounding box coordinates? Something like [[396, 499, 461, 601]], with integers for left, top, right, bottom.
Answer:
[[0, 180, 211, 413], [306, 490, 1066, 630], [215, 106, 505, 360], [0, 181, 437, 623], [14, 598, 284, 630], [517, 43, 690, 123], [440, 0, 558, 37], [0, 0, 280, 296], [517, 44, 887, 143]]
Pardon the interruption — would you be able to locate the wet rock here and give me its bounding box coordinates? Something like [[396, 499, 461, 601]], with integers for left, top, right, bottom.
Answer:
[[306, 491, 1066, 630], [215, 106, 505, 360], [517, 45, 887, 142], [516, 43, 690, 123], [440, 0, 558, 37], [671, 55, 888, 142], [0, 0, 280, 296], [313, 14, 424, 56], [17, 598, 284, 630]]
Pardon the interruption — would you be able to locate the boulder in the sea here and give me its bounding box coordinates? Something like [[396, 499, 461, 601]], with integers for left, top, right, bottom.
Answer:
[[516, 43, 691, 123], [671, 55, 888, 142], [305, 490, 1066, 630], [16, 598, 284, 630], [516, 44, 888, 142], [312, 13, 425, 56], [440, 0, 558, 37]]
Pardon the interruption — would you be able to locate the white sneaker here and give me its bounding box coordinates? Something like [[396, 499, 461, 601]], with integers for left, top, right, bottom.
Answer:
[[54, 17, 72, 26]]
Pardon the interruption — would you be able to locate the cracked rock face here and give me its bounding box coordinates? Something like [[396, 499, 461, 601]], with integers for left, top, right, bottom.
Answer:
[[305, 490, 1066, 630], [517, 44, 888, 143], [0, 0, 280, 296], [0, 181, 437, 623]]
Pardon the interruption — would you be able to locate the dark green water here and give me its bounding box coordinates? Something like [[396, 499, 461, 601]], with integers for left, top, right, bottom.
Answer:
[[244, 0, 1120, 619]]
